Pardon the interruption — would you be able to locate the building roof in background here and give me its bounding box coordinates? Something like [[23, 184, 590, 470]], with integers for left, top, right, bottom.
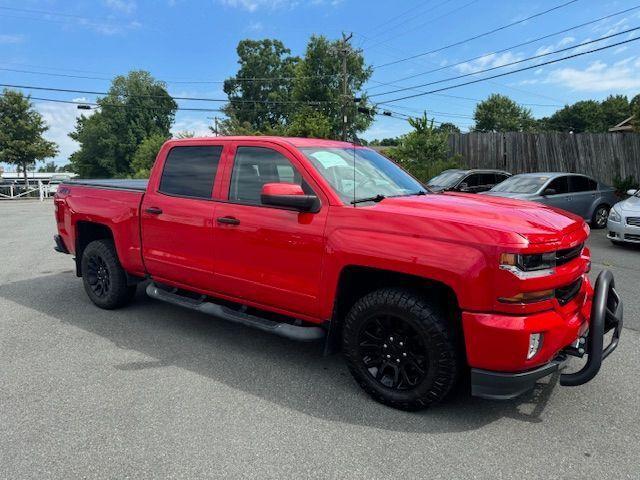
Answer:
[[609, 115, 635, 133]]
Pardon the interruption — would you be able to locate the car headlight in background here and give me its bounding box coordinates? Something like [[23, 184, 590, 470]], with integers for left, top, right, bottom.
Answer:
[[608, 208, 622, 223], [500, 252, 556, 278]]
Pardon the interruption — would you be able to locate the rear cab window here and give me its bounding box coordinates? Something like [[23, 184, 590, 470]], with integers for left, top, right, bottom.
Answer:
[[159, 145, 223, 199]]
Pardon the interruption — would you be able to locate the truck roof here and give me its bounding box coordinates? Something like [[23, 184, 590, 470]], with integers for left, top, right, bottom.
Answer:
[[165, 136, 359, 149]]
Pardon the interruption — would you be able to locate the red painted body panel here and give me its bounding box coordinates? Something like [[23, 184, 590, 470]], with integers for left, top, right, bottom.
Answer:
[[55, 136, 595, 374]]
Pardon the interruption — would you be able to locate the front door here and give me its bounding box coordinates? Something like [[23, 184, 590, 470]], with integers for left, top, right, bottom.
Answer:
[[541, 176, 571, 213], [212, 143, 328, 318], [140, 144, 223, 291], [568, 175, 598, 219]]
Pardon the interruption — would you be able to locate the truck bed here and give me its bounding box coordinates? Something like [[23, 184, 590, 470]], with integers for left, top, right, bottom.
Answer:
[[64, 179, 148, 192]]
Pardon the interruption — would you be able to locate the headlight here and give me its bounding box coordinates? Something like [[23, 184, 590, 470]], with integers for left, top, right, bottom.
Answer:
[[500, 252, 556, 278], [608, 208, 621, 223]]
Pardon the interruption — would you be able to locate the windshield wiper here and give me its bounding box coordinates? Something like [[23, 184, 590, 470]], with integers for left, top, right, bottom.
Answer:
[[351, 194, 386, 204]]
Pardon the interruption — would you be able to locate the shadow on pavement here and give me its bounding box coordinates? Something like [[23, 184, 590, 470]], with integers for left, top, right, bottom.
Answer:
[[1, 272, 561, 433]]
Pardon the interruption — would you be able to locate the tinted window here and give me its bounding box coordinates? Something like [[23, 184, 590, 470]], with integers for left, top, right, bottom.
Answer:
[[547, 176, 569, 195], [479, 173, 497, 185], [229, 147, 309, 205], [463, 174, 480, 187], [159, 146, 222, 199], [491, 175, 549, 193], [569, 175, 597, 192], [495, 173, 510, 183]]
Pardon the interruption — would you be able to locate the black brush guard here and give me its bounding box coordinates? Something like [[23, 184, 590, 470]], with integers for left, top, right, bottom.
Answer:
[[560, 269, 623, 386]]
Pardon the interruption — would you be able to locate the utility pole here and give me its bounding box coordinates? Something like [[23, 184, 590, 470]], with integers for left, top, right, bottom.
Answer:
[[207, 116, 220, 136], [340, 32, 353, 142]]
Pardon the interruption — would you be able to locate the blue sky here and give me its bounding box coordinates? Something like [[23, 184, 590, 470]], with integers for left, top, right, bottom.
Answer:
[[1, 0, 639, 167]]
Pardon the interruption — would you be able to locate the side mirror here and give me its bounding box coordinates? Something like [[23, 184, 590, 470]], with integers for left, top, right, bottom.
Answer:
[[260, 183, 319, 212], [627, 189, 638, 196], [542, 188, 557, 196], [458, 182, 469, 192]]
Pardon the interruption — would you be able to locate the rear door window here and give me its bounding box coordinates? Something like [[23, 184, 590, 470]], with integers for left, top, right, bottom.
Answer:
[[569, 175, 597, 192], [159, 145, 223, 199]]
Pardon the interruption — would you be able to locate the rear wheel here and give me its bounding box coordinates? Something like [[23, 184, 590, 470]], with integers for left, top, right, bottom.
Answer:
[[81, 239, 136, 309], [591, 204, 609, 229], [342, 288, 460, 411]]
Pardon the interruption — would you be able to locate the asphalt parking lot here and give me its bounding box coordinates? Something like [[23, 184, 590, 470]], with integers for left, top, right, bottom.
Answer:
[[1, 200, 639, 479]]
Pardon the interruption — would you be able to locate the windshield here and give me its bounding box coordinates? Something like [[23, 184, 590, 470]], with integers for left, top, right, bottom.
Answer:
[[427, 170, 466, 188], [490, 175, 548, 194], [300, 147, 425, 204]]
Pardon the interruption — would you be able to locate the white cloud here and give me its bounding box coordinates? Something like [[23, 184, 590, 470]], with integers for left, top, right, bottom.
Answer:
[[33, 98, 95, 166], [171, 116, 215, 137], [543, 58, 640, 92], [104, 0, 137, 14], [216, 0, 340, 12], [455, 51, 524, 74], [0, 34, 26, 44]]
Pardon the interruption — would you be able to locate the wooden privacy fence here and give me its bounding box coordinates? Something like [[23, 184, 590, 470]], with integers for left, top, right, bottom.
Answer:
[[447, 132, 640, 185]]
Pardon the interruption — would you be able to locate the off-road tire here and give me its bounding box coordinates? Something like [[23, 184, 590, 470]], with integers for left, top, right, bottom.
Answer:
[[81, 239, 136, 309], [342, 288, 460, 411]]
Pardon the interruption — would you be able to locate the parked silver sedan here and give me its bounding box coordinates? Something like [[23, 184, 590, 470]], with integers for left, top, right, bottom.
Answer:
[[481, 172, 618, 229], [607, 189, 640, 245]]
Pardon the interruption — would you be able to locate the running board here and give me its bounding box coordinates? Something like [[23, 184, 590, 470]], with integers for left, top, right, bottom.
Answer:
[[145, 283, 325, 342]]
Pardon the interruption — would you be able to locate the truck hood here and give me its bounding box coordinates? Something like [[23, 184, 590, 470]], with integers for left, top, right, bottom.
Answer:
[[374, 192, 584, 244]]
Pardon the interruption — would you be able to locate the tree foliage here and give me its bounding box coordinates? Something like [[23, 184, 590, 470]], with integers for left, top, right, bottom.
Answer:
[[69, 71, 177, 177], [386, 113, 459, 182], [219, 35, 374, 139], [131, 133, 169, 178], [538, 95, 634, 132], [473, 94, 534, 132], [0, 89, 58, 185]]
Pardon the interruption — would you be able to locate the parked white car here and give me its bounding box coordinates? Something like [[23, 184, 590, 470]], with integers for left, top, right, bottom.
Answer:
[[607, 189, 640, 245]]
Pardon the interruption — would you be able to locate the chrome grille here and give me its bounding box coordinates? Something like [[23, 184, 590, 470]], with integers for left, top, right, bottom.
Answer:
[[627, 217, 640, 227], [624, 233, 640, 242]]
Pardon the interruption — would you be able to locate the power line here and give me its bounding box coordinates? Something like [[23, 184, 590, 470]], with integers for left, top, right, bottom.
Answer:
[[370, 27, 640, 98], [0, 83, 337, 105], [366, 4, 640, 90], [1, 93, 225, 113], [376, 35, 640, 105], [372, 0, 580, 69]]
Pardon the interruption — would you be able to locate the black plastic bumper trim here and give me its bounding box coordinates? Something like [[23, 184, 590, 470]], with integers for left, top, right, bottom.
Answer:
[[471, 360, 562, 400], [53, 234, 70, 254]]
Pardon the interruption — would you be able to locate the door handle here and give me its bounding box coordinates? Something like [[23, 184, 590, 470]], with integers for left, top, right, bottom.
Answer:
[[217, 216, 240, 225], [145, 207, 163, 215]]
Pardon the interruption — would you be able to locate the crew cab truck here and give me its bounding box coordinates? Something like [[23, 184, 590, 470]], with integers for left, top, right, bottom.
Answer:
[[53, 137, 623, 410]]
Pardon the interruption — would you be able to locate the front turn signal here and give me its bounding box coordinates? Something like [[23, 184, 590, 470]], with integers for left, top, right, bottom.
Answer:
[[498, 289, 554, 304]]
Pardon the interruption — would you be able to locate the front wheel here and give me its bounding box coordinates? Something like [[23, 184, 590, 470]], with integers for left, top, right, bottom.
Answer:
[[81, 239, 136, 309], [342, 288, 460, 411], [591, 204, 609, 229]]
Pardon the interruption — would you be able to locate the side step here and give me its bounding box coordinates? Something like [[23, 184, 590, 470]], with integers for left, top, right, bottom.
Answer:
[[145, 283, 326, 342]]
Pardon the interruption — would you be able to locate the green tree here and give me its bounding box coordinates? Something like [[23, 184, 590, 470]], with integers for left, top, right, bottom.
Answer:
[[292, 35, 374, 139], [435, 122, 461, 134], [221, 39, 299, 134], [473, 94, 534, 132], [38, 161, 58, 172], [285, 107, 332, 138], [600, 94, 630, 130], [131, 133, 169, 178], [0, 89, 58, 188], [69, 71, 177, 177], [631, 94, 640, 131], [386, 113, 459, 182]]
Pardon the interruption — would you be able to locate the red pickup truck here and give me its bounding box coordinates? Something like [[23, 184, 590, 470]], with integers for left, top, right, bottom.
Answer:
[[53, 136, 623, 410]]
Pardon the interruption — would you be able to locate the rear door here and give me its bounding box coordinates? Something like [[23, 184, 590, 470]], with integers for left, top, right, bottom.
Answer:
[[212, 142, 328, 318], [141, 144, 224, 291], [568, 175, 598, 219]]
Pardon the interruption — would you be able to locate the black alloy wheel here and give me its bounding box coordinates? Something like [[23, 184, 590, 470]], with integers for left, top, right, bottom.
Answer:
[[358, 314, 428, 390]]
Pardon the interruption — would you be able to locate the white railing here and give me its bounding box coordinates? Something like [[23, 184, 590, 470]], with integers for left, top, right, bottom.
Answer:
[[0, 181, 53, 201]]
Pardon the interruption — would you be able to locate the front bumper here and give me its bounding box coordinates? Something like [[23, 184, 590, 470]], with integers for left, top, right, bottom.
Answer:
[[607, 217, 640, 244], [470, 270, 623, 400]]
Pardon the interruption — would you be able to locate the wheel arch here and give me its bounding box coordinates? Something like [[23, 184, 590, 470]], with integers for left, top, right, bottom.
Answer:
[[325, 265, 461, 354]]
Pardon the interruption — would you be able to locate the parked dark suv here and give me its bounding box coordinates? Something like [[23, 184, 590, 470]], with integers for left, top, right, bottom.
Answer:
[[427, 169, 511, 193]]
